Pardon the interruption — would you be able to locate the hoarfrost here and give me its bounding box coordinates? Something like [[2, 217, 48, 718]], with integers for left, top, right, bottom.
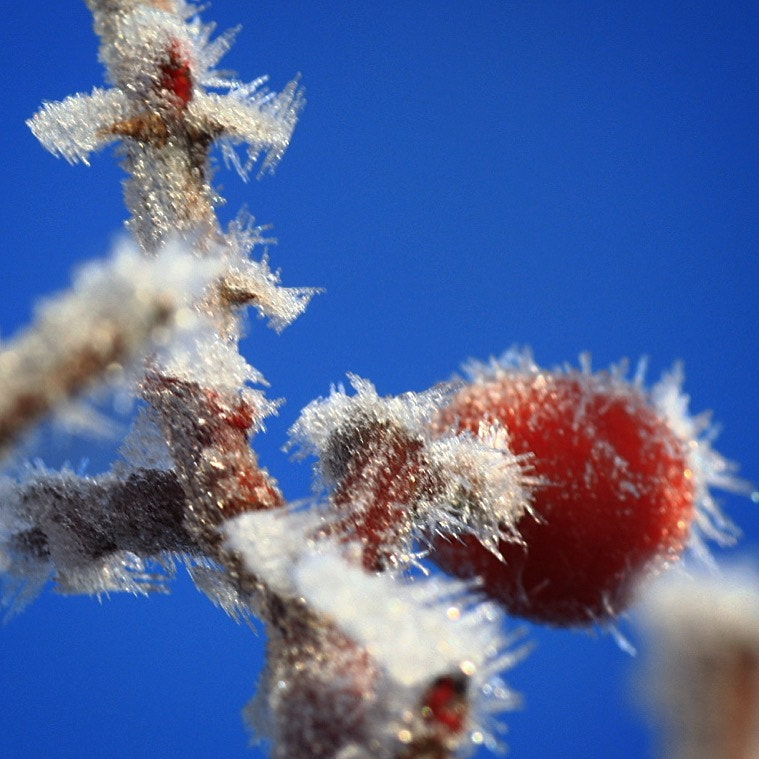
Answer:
[[0, 238, 219, 455], [28, 88, 132, 165], [290, 375, 531, 565], [293, 551, 524, 756]]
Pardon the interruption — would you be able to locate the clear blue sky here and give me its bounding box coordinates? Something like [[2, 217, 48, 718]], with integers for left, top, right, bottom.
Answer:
[[1, 2, 757, 758]]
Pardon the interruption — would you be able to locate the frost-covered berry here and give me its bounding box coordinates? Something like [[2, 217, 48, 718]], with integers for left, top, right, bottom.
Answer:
[[430, 350, 741, 627]]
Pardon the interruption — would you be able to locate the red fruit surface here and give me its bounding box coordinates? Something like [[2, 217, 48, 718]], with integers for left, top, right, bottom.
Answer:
[[431, 371, 696, 626]]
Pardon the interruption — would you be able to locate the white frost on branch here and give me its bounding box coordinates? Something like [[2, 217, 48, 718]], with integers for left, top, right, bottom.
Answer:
[[222, 507, 524, 757], [293, 552, 523, 756], [289, 375, 451, 467], [0, 465, 194, 616], [155, 319, 269, 394], [0, 238, 220, 455], [296, 552, 507, 686], [28, 88, 132, 165], [221, 507, 325, 598]]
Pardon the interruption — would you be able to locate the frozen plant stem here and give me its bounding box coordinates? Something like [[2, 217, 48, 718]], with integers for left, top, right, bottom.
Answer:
[[4, 2, 526, 757], [0, 241, 215, 459]]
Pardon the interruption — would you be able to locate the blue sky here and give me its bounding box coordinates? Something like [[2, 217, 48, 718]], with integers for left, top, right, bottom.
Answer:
[[1, 2, 758, 757]]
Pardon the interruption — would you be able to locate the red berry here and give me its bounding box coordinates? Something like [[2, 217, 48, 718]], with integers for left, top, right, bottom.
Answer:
[[430, 362, 698, 626]]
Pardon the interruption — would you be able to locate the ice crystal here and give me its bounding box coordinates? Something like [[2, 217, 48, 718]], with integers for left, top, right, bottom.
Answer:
[[29, 1, 303, 250], [220, 215, 321, 332], [28, 89, 131, 165], [650, 363, 748, 556]]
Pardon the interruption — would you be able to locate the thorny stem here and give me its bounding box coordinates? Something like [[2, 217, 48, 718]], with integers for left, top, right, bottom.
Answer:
[[4, 3, 498, 757], [141, 374, 284, 551]]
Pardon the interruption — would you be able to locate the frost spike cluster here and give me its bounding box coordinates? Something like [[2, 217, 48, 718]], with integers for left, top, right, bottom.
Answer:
[[289, 375, 532, 571], [30, 0, 303, 251]]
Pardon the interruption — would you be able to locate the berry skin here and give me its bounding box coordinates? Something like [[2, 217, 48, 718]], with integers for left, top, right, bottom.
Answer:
[[430, 360, 699, 627]]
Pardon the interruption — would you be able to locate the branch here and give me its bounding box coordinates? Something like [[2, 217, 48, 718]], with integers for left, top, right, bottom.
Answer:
[[141, 374, 284, 549], [0, 240, 217, 458], [0, 466, 198, 610]]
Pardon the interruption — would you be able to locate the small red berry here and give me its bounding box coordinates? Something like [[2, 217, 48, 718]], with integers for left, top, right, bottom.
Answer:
[[430, 355, 717, 627]]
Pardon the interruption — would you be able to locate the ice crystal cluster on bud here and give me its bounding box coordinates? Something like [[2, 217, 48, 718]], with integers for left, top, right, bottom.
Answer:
[[30, 0, 303, 249], [289, 375, 531, 572], [220, 214, 321, 334]]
